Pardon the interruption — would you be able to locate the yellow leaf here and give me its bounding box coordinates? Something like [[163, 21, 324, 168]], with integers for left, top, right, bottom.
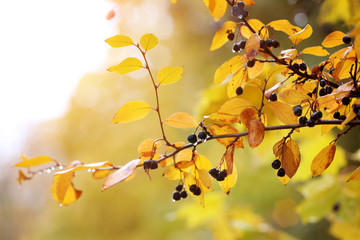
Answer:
[[239, 107, 257, 129], [278, 88, 311, 105], [245, 33, 261, 61], [311, 143, 336, 176], [241, 19, 268, 39], [248, 119, 265, 148], [281, 49, 298, 60], [137, 139, 162, 159], [214, 55, 246, 84], [107, 57, 143, 74], [140, 33, 158, 51], [321, 31, 347, 48], [266, 101, 298, 124], [203, 0, 227, 21], [207, 113, 239, 124], [289, 24, 313, 45], [227, 68, 248, 98], [163, 165, 181, 180], [14, 154, 55, 168], [171, 0, 178, 3], [197, 168, 212, 191], [347, 167, 360, 182], [247, 61, 263, 79], [164, 112, 198, 128], [60, 183, 82, 206], [218, 161, 237, 194], [175, 149, 194, 163], [102, 159, 140, 191], [268, 19, 301, 36], [158, 66, 184, 85], [217, 97, 254, 115], [330, 221, 360, 240], [17, 170, 31, 184], [208, 124, 244, 148], [92, 169, 111, 179], [301, 46, 329, 56], [210, 21, 237, 51], [112, 100, 151, 124], [105, 35, 133, 48]]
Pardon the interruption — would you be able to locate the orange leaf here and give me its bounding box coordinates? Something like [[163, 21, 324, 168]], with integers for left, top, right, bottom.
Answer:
[[102, 159, 140, 191], [214, 56, 246, 84], [140, 33, 158, 51], [164, 112, 198, 128], [267, 101, 298, 124], [268, 19, 301, 36], [243, 0, 255, 5], [321, 31, 347, 48], [105, 35, 133, 48], [248, 119, 265, 148], [247, 61, 264, 79], [210, 21, 237, 51], [347, 167, 360, 182], [208, 124, 244, 148], [301, 46, 329, 56], [282, 138, 300, 178], [289, 24, 313, 45], [203, 0, 227, 21], [107, 57, 143, 74], [207, 113, 240, 124], [218, 97, 254, 115], [14, 154, 55, 168], [273, 138, 285, 159], [106, 9, 115, 20], [311, 143, 336, 176], [137, 139, 162, 160], [278, 88, 311, 105], [17, 170, 31, 184], [112, 100, 151, 124], [223, 145, 235, 175], [245, 33, 261, 61], [281, 49, 298, 60], [239, 107, 257, 129]]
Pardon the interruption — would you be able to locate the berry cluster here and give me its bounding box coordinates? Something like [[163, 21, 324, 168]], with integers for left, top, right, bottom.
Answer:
[[292, 62, 307, 72], [209, 168, 228, 181], [260, 38, 280, 49], [172, 184, 188, 201], [143, 159, 158, 170], [187, 130, 208, 144], [189, 184, 201, 196], [231, 1, 248, 19], [271, 159, 285, 177], [292, 104, 323, 127]]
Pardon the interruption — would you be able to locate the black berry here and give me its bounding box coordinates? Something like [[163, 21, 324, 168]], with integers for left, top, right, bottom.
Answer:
[[227, 32, 235, 41], [231, 5, 248, 18], [216, 172, 226, 181], [299, 63, 307, 71], [272, 40, 280, 48], [260, 39, 265, 48], [180, 190, 188, 199], [325, 85, 333, 94], [271, 159, 281, 170], [150, 160, 158, 170], [193, 186, 201, 196], [319, 88, 327, 96], [265, 38, 272, 47], [310, 110, 322, 122], [187, 133, 197, 144], [189, 184, 197, 193], [319, 79, 327, 87], [342, 97, 350, 105], [269, 92, 277, 101], [209, 168, 219, 178], [277, 168, 286, 177], [299, 116, 307, 126], [293, 105, 303, 117], [236, 86, 243, 95], [329, 67, 335, 75], [353, 104, 360, 113], [306, 119, 316, 127], [239, 40, 246, 49], [143, 160, 152, 170], [198, 131, 207, 140], [173, 191, 181, 201], [233, 43, 241, 52], [247, 60, 256, 68], [343, 36, 351, 44], [293, 63, 300, 70], [332, 203, 340, 212], [220, 169, 228, 177], [175, 184, 183, 192], [339, 115, 347, 121], [333, 111, 340, 119], [237, 1, 245, 8]]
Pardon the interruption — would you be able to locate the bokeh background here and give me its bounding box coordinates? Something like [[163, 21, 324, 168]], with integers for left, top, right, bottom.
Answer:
[[1, 0, 359, 239]]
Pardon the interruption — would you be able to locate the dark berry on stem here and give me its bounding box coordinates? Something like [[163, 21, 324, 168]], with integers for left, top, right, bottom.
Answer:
[[299, 63, 307, 71], [277, 168, 286, 177], [227, 32, 235, 41], [269, 92, 277, 101], [247, 60, 256, 68], [173, 191, 181, 201], [175, 184, 183, 192], [342, 97, 350, 105], [299, 116, 307, 126], [271, 159, 281, 170], [272, 40, 280, 48], [330, 67, 335, 75], [189, 184, 197, 193], [187, 133, 197, 143], [193, 187, 201, 196], [209, 168, 219, 178], [325, 85, 333, 94], [293, 105, 303, 117], [239, 40, 246, 49], [216, 173, 226, 181], [180, 190, 188, 199], [306, 119, 315, 127], [260, 39, 265, 48], [198, 131, 207, 140], [319, 79, 327, 87], [339, 115, 347, 121], [353, 104, 360, 113], [319, 88, 327, 96], [343, 36, 351, 44], [310, 110, 322, 122], [220, 169, 228, 177], [333, 111, 340, 119], [236, 86, 243, 95], [265, 38, 272, 47], [293, 63, 300, 70], [233, 43, 241, 52], [143, 160, 152, 170], [150, 160, 158, 170], [237, 1, 245, 8]]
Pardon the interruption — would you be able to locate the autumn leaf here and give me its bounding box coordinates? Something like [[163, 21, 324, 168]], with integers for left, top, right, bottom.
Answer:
[[163, 165, 181, 180], [208, 124, 244, 148], [239, 107, 257, 129], [14, 154, 55, 168], [207, 113, 239, 124], [222, 145, 235, 175], [137, 139, 162, 159], [301, 46, 329, 56], [245, 33, 261, 61], [210, 21, 237, 51], [266, 101, 298, 125], [227, 68, 248, 98], [282, 138, 300, 179], [164, 112, 198, 128], [268, 19, 301, 36], [218, 161, 237, 195], [347, 167, 360, 182], [248, 119, 265, 148], [203, 0, 227, 21], [105, 35, 133, 48], [158, 66, 184, 85], [217, 97, 254, 116], [112, 100, 151, 124], [321, 31, 347, 48], [278, 88, 311, 105], [289, 24, 313, 45], [140, 33, 158, 51], [281, 49, 298, 60], [55, 161, 113, 175], [273, 138, 285, 159], [102, 159, 140, 191], [106, 9, 116, 21], [311, 143, 336, 176], [17, 170, 31, 184], [214, 55, 246, 84], [241, 19, 267, 39], [107, 57, 143, 74]]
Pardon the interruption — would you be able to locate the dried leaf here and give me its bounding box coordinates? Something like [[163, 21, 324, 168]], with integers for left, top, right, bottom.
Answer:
[[245, 33, 261, 61], [273, 138, 285, 158], [289, 24, 313, 45], [210, 21, 237, 51], [347, 167, 360, 182], [164, 112, 198, 128], [208, 124, 244, 148], [311, 143, 336, 176], [105, 35, 133, 48], [112, 100, 151, 124], [239, 107, 257, 129], [267, 101, 298, 124], [278, 88, 311, 105], [223, 145, 235, 175], [321, 31, 347, 48], [102, 159, 140, 191], [301, 46, 329, 56], [158, 66, 184, 85], [248, 119, 265, 148], [214, 56, 246, 84], [218, 97, 254, 115], [140, 33, 158, 51], [218, 160, 237, 194], [14, 154, 55, 168], [107, 57, 143, 74], [268, 19, 301, 36]]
